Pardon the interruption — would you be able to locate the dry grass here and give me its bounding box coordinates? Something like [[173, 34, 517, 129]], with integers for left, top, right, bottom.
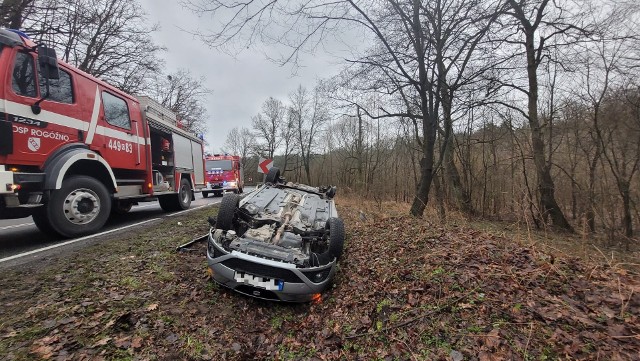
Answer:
[[338, 195, 640, 272]]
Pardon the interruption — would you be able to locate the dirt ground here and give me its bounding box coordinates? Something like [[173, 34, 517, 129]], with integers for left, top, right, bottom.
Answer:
[[0, 199, 638, 360]]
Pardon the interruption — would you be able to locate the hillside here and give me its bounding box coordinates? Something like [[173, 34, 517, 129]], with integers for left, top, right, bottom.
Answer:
[[0, 199, 638, 360]]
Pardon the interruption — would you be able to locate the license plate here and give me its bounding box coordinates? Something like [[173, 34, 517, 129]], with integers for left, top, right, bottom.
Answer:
[[234, 271, 284, 291]]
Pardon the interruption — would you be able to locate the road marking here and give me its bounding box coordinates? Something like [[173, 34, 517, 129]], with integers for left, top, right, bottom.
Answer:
[[0, 222, 34, 230], [0, 218, 160, 264], [167, 201, 221, 217]]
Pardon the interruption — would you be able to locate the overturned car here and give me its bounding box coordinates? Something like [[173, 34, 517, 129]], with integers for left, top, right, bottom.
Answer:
[[207, 167, 344, 302]]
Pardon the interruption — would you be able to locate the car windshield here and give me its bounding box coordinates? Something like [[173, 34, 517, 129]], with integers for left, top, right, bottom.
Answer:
[[206, 160, 232, 171]]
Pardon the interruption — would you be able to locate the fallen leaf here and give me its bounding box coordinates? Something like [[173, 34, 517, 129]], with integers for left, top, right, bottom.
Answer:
[[31, 345, 54, 359], [114, 336, 131, 349], [93, 337, 111, 347], [131, 336, 143, 349]]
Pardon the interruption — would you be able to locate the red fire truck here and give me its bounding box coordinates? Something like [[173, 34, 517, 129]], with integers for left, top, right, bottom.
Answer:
[[202, 154, 244, 197], [0, 29, 205, 237]]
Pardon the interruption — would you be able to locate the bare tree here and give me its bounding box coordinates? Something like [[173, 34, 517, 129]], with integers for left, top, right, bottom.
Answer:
[[20, 0, 165, 94], [421, 0, 503, 216], [149, 69, 210, 135], [500, 0, 589, 231], [281, 108, 298, 176], [183, 0, 445, 216], [223, 127, 253, 170], [289, 84, 329, 183], [252, 97, 285, 159]]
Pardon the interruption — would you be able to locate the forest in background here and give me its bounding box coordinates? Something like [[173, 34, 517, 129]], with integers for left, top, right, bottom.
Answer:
[[209, 0, 640, 245]]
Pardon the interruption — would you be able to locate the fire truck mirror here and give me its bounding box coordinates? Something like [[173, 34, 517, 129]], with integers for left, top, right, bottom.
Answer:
[[38, 45, 60, 80]]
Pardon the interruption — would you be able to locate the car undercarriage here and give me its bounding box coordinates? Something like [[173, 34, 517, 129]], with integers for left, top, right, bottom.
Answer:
[[206, 167, 344, 302]]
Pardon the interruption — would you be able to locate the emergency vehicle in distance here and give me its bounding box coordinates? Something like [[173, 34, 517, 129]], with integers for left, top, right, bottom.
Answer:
[[202, 154, 244, 197], [0, 29, 205, 237]]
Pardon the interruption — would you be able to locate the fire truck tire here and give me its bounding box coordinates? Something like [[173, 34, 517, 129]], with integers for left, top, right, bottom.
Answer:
[[265, 167, 281, 184], [214, 191, 223, 197], [216, 193, 239, 231], [32, 207, 59, 236], [159, 178, 192, 212], [112, 200, 133, 215], [202, 191, 209, 198], [47, 175, 111, 238]]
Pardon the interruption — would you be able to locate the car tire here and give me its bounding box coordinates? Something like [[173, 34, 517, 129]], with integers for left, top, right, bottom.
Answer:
[[327, 217, 345, 260], [46, 175, 111, 238], [217, 193, 239, 231], [265, 167, 281, 184], [312, 217, 345, 266], [202, 191, 209, 198]]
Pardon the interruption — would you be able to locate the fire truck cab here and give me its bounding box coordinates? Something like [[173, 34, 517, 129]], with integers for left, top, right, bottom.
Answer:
[[202, 154, 243, 197], [0, 29, 205, 238]]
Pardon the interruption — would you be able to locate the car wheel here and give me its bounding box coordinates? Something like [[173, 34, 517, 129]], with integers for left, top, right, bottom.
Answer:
[[265, 167, 281, 184], [46, 175, 111, 238], [327, 217, 345, 260], [217, 193, 239, 230], [202, 191, 209, 198]]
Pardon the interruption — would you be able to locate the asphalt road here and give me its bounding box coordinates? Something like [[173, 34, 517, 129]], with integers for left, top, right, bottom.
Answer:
[[0, 191, 248, 267]]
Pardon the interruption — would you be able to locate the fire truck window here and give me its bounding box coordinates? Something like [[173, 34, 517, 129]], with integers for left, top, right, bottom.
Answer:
[[39, 69, 73, 104], [11, 52, 37, 97], [102, 92, 131, 130]]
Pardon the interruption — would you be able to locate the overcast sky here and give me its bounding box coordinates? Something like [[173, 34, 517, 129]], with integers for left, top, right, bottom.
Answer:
[[137, 1, 351, 153]]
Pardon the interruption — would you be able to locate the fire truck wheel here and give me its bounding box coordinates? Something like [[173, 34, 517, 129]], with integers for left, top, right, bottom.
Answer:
[[47, 175, 111, 238], [159, 178, 192, 211], [202, 191, 209, 198], [32, 207, 59, 236], [216, 193, 239, 230], [112, 200, 133, 215]]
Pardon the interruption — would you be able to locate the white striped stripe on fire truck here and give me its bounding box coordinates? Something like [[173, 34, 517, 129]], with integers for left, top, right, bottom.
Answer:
[[1, 98, 150, 146]]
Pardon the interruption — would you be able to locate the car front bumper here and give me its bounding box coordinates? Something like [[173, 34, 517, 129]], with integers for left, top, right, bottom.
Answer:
[[206, 231, 336, 302]]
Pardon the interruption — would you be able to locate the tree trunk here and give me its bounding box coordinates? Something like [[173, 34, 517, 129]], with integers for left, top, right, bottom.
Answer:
[[524, 32, 573, 232], [433, 171, 446, 222], [439, 70, 474, 216], [408, 0, 438, 217], [410, 156, 435, 216], [620, 182, 633, 238]]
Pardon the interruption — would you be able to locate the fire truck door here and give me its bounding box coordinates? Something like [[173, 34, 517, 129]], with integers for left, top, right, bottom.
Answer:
[[98, 91, 140, 170]]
